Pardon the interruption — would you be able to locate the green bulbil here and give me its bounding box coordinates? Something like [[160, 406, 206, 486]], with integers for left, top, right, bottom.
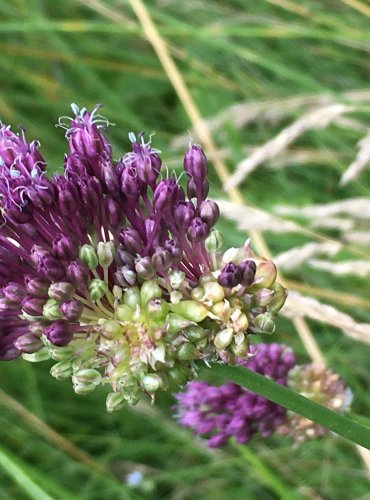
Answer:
[[172, 300, 209, 322], [89, 279, 107, 301], [79, 244, 98, 270]]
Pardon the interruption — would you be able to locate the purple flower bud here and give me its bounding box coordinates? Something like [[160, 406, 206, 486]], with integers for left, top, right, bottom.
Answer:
[[184, 145, 208, 183], [3, 282, 26, 302], [115, 248, 135, 267], [187, 217, 209, 242], [164, 239, 182, 263], [56, 178, 80, 216], [81, 177, 103, 208], [152, 247, 172, 273], [27, 178, 55, 208], [118, 228, 142, 255], [101, 164, 119, 196], [0, 297, 19, 312], [153, 178, 178, 213], [218, 262, 241, 288], [37, 254, 65, 281], [129, 140, 162, 188], [135, 257, 155, 280], [25, 276, 50, 298], [66, 261, 90, 290], [22, 296, 46, 316], [48, 282, 75, 302], [15, 333, 44, 354], [187, 178, 209, 201], [199, 200, 220, 227], [65, 153, 89, 178], [174, 201, 195, 230], [238, 260, 257, 287], [52, 235, 78, 260], [31, 245, 49, 266], [44, 321, 73, 347], [120, 166, 140, 200], [104, 197, 122, 227], [115, 266, 137, 288], [60, 300, 83, 321], [68, 106, 111, 159]]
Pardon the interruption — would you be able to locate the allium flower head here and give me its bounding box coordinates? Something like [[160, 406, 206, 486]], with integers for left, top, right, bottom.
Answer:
[[278, 364, 352, 444], [0, 105, 287, 410], [175, 343, 296, 447]]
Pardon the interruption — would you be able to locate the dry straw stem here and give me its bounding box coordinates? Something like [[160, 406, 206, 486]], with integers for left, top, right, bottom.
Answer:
[[284, 292, 370, 345], [340, 129, 370, 185], [0, 388, 108, 476], [275, 197, 370, 220], [82, 0, 370, 477], [344, 231, 370, 245], [274, 242, 341, 271], [172, 89, 370, 149], [309, 259, 370, 278], [226, 104, 355, 188]]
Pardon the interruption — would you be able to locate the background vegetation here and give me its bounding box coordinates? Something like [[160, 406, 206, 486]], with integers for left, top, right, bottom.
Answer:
[[0, 0, 370, 498]]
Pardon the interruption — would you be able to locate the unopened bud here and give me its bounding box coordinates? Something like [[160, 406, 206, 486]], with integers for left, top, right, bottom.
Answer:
[[254, 260, 277, 288], [140, 279, 162, 305], [116, 304, 134, 322], [169, 366, 190, 387], [214, 328, 233, 349], [169, 270, 185, 290], [102, 319, 123, 339], [97, 241, 115, 268], [183, 325, 207, 342], [141, 373, 163, 393], [106, 391, 126, 412], [123, 287, 141, 308], [177, 342, 197, 361], [268, 282, 288, 313], [88, 279, 107, 301], [166, 313, 194, 335], [73, 368, 102, 386], [191, 286, 205, 302], [253, 288, 274, 307], [203, 282, 225, 303], [205, 230, 223, 252], [15, 333, 44, 354], [48, 282, 75, 302], [22, 348, 50, 362], [50, 360, 73, 380], [254, 312, 275, 334], [172, 300, 208, 322], [79, 244, 98, 270], [231, 339, 249, 357], [43, 299, 62, 320], [135, 257, 155, 280]]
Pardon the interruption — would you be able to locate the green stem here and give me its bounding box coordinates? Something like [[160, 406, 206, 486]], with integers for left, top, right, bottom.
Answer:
[[231, 443, 299, 500], [208, 363, 370, 449]]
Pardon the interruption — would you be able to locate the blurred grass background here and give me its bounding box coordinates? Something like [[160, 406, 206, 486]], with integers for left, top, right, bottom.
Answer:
[[1, 0, 370, 498]]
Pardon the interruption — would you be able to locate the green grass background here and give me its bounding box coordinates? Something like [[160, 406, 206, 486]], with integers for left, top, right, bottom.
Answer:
[[0, 0, 370, 498]]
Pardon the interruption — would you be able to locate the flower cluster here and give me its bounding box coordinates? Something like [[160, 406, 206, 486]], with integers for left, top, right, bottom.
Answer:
[[0, 105, 287, 410], [175, 344, 351, 447], [278, 363, 353, 444], [175, 343, 296, 447]]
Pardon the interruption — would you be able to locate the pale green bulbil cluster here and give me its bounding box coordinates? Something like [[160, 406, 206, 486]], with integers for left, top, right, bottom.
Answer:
[[22, 236, 287, 411]]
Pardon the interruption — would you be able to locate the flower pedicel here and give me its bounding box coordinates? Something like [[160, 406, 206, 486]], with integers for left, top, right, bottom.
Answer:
[[0, 105, 287, 410]]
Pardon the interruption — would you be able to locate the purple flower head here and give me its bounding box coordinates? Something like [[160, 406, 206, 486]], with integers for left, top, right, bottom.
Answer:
[[218, 262, 241, 288], [0, 104, 289, 413], [175, 343, 296, 447]]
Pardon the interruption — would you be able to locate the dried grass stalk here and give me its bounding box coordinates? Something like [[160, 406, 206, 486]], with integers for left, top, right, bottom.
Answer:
[[283, 292, 370, 344], [226, 104, 354, 188], [274, 242, 341, 271], [310, 217, 355, 232], [216, 199, 300, 233], [344, 231, 370, 245], [275, 197, 370, 220], [340, 130, 370, 186], [309, 259, 370, 277]]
